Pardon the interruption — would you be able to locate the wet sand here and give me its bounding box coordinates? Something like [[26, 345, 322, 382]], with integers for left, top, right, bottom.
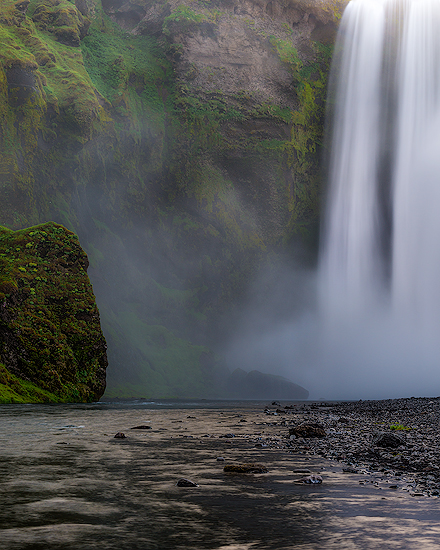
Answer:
[[0, 401, 439, 549]]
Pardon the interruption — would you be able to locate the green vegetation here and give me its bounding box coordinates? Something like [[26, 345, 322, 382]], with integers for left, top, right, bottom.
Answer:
[[390, 424, 411, 431], [163, 4, 222, 35], [105, 310, 214, 398], [0, 362, 61, 403], [0, 222, 107, 402], [0, 0, 338, 399]]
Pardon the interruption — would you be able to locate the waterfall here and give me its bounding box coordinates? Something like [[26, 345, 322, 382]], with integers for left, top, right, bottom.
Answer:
[[320, 0, 386, 317], [317, 0, 440, 397]]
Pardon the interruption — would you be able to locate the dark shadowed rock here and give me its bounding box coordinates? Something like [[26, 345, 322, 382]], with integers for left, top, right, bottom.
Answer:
[[289, 423, 326, 438], [176, 478, 198, 487], [224, 464, 268, 474], [295, 475, 323, 484], [114, 432, 127, 438], [130, 425, 152, 430], [372, 432, 405, 448], [226, 368, 309, 400]]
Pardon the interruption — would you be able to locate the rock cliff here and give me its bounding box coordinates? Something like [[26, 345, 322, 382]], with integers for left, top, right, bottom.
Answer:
[[0, 222, 107, 402], [0, 0, 346, 398]]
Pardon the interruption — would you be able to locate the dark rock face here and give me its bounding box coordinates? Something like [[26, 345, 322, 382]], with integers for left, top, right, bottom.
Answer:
[[226, 368, 309, 399], [0, 222, 107, 403]]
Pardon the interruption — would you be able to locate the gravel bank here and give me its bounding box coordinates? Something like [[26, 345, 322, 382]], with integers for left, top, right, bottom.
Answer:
[[262, 397, 440, 498]]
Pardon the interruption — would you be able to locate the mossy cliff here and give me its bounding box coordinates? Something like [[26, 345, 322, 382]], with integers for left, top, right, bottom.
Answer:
[[0, 222, 107, 402], [0, 0, 346, 399]]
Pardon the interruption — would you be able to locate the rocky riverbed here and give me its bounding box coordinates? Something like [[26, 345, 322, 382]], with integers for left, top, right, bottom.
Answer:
[[262, 397, 440, 499], [1, 399, 440, 549]]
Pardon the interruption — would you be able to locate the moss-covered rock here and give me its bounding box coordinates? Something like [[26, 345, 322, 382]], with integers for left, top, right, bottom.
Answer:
[[0, 221, 107, 402]]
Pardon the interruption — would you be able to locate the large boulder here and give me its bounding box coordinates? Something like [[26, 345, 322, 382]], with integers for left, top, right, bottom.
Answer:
[[0, 222, 107, 402]]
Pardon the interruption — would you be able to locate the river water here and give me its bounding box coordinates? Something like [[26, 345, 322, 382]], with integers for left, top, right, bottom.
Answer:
[[1, 401, 439, 549]]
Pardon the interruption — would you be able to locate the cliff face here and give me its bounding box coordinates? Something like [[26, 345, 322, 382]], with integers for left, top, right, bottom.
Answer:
[[0, 222, 107, 403], [0, 0, 345, 398]]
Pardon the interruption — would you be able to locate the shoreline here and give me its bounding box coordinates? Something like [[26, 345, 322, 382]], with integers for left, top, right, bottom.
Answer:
[[261, 396, 440, 498], [1, 398, 440, 548]]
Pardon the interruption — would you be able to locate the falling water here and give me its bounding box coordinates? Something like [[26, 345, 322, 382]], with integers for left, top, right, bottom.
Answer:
[[317, 0, 440, 397]]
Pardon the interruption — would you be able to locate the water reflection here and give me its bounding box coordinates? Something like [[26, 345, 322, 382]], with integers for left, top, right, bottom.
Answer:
[[0, 402, 325, 549], [1, 402, 439, 549]]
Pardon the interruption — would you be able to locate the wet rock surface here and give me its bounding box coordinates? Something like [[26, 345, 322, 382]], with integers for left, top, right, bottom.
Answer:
[[176, 478, 199, 487]]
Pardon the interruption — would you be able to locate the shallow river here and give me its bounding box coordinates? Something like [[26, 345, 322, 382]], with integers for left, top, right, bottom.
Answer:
[[1, 401, 439, 549]]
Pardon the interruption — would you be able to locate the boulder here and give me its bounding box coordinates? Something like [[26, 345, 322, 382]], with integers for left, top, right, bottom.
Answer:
[[372, 432, 405, 449]]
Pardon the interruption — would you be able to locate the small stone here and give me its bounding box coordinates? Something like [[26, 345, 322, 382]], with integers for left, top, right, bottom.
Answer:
[[176, 478, 198, 487], [295, 475, 323, 484], [220, 433, 235, 438], [130, 425, 152, 430], [114, 432, 127, 438], [217, 457, 225, 462], [343, 467, 359, 474]]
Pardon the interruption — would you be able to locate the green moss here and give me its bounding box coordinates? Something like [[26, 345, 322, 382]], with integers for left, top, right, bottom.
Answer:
[[390, 424, 411, 431], [0, 0, 336, 399], [0, 362, 61, 403], [0, 221, 107, 403], [162, 4, 221, 35]]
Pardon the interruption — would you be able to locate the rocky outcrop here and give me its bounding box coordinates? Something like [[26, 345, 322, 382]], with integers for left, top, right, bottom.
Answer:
[[226, 367, 309, 399], [0, 0, 345, 399], [0, 222, 107, 402]]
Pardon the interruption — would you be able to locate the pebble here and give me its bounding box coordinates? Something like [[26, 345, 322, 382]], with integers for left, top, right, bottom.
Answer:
[[114, 432, 127, 438]]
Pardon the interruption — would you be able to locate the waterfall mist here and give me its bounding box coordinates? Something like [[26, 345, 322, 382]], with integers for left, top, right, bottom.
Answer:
[[227, 0, 440, 400], [318, 0, 440, 399]]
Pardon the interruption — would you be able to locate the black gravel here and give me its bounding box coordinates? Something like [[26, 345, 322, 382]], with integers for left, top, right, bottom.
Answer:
[[262, 397, 440, 498]]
